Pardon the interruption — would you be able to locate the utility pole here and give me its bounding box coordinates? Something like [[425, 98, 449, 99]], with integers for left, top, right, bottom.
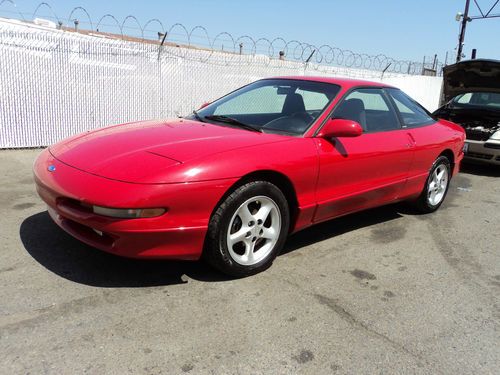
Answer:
[[456, 0, 471, 63]]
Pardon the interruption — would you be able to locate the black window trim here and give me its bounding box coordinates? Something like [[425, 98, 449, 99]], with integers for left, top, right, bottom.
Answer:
[[314, 85, 405, 136]]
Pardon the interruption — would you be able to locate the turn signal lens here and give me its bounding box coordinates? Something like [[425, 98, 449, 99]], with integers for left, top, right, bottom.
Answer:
[[92, 206, 166, 218], [139, 208, 167, 218]]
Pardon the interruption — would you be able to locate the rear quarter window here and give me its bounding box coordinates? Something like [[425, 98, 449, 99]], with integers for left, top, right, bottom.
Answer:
[[387, 88, 435, 127]]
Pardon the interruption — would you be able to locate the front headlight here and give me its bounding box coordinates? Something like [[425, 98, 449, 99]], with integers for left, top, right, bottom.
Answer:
[[92, 206, 166, 218], [490, 130, 500, 140]]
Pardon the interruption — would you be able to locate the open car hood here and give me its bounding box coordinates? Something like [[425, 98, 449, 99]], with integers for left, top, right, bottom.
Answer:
[[442, 59, 500, 102]]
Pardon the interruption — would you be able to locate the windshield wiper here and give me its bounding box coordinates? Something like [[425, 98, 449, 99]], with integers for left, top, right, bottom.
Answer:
[[204, 115, 262, 133], [191, 110, 206, 123]]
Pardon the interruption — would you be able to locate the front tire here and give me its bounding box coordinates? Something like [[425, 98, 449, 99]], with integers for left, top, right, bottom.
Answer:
[[204, 181, 290, 277], [413, 156, 451, 213]]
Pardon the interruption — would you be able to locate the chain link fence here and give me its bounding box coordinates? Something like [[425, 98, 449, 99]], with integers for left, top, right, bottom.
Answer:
[[0, 15, 443, 148]]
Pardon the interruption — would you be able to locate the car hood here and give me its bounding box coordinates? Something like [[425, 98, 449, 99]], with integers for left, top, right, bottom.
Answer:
[[443, 59, 500, 102], [49, 119, 286, 183]]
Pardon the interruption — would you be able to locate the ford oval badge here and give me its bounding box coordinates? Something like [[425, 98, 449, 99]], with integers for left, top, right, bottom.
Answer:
[[48, 165, 56, 172]]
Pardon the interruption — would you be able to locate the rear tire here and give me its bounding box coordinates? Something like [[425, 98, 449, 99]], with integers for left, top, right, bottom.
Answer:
[[204, 181, 290, 277], [412, 156, 451, 213]]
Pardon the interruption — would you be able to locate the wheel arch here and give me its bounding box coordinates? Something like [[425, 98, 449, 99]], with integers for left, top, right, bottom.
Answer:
[[209, 169, 299, 229], [439, 149, 455, 169]]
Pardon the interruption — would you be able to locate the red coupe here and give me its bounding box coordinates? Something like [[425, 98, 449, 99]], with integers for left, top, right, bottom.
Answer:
[[34, 77, 465, 276]]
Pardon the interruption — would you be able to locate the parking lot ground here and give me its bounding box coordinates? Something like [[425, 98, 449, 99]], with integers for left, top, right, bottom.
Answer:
[[0, 149, 499, 374]]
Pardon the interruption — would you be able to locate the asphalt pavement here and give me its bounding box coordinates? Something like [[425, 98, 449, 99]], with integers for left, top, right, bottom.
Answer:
[[1, 149, 499, 374]]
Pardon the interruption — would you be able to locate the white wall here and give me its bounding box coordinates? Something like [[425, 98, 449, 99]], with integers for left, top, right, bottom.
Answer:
[[381, 75, 443, 112]]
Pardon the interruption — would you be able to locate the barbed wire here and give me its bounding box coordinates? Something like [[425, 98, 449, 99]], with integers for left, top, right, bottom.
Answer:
[[0, 0, 444, 75]]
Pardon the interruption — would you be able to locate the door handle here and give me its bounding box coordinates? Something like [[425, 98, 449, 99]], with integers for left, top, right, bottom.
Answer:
[[406, 132, 416, 148]]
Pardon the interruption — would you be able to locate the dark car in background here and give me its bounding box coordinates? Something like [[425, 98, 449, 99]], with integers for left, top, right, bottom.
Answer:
[[434, 59, 500, 166]]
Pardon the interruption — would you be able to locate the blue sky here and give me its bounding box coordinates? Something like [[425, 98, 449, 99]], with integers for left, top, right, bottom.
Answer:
[[2, 0, 500, 63]]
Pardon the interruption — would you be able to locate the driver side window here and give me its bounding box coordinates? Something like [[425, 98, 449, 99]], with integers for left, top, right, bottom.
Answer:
[[333, 88, 400, 132]]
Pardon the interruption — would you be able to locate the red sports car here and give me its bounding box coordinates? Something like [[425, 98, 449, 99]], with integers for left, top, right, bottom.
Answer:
[[34, 77, 465, 277]]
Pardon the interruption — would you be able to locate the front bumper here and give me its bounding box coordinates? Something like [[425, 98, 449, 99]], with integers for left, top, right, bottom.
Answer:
[[464, 139, 500, 165], [34, 148, 238, 260]]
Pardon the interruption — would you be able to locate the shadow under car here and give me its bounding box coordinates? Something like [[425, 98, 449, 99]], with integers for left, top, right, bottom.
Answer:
[[20, 204, 414, 286]]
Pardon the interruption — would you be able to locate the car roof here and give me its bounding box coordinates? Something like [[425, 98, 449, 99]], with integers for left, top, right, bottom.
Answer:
[[267, 76, 396, 89]]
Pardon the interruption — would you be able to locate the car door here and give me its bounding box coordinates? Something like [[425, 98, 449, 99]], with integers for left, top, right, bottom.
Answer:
[[313, 87, 415, 222], [385, 88, 444, 196]]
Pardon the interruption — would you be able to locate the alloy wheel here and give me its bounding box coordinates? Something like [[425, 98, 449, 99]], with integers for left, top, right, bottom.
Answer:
[[427, 164, 449, 206], [226, 196, 281, 266]]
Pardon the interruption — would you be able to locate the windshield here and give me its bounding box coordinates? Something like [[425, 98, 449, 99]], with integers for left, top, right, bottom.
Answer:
[[188, 79, 340, 135], [451, 92, 500, 111]]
